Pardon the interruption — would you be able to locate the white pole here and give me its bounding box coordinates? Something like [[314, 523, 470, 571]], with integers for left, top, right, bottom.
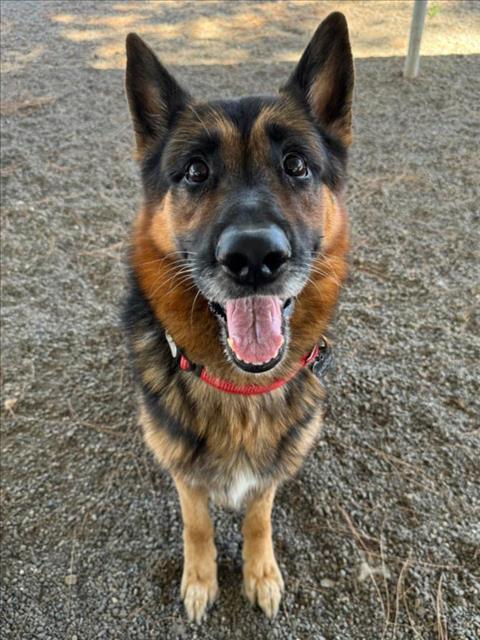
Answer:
[[404, 0, 428, 78]]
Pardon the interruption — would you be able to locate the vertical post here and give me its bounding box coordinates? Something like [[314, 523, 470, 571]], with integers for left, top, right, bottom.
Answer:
[[404, 0, 428, 78]]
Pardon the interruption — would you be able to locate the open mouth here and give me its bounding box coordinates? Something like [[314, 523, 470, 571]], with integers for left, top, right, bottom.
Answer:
[[209, 296, 294, 373]]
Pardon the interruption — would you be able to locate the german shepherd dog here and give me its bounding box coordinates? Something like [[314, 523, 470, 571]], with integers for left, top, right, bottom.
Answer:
[[123, 12, 353, 622]]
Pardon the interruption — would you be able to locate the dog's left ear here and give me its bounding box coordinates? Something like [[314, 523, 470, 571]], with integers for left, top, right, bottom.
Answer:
[[282, 12, 354, 146]]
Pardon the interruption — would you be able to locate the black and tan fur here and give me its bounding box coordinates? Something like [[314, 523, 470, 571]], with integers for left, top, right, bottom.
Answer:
[[123, 12, 353, 621]]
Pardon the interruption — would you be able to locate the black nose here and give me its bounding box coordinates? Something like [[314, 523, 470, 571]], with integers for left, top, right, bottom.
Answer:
[[216, 225, 291, 286]]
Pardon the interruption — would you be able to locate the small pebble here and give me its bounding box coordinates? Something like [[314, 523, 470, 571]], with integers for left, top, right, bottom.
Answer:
[[320, 578, 336, 588]]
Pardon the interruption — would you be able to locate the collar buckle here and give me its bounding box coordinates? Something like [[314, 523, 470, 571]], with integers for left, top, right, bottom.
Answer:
[[309, 336, 333, 379]]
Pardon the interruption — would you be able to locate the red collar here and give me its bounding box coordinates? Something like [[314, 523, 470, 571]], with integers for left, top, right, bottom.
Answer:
[[165, 333, 331, 396]]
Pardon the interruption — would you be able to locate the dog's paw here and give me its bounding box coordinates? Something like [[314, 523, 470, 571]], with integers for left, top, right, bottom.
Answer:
[[243, 558, 284, 618], [181, 569, 218, 623]]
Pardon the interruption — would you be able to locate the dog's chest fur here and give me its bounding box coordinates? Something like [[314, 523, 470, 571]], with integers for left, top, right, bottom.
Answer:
[[209, 466, 263, 509], [125, 277, 325, 504]]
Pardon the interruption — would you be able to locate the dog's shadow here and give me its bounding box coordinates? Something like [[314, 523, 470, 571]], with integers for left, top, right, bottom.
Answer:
[[150, 525, 246, 614]]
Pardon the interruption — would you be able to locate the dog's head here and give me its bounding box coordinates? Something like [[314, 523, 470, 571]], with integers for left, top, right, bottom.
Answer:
[[126, 13, 353, 374]]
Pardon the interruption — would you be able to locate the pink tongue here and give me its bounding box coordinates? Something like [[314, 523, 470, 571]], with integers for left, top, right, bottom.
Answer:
[[225, 296, 284, 365]]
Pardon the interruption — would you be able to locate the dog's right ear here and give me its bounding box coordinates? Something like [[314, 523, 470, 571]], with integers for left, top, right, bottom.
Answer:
[[125, 33, 189, 156]]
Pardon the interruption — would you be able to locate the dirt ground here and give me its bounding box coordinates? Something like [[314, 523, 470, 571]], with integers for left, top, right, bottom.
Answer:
[[1, 1, 479, 639]]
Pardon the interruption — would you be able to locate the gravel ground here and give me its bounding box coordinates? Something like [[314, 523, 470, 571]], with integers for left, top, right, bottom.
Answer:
[[1, 2, 479, 639]]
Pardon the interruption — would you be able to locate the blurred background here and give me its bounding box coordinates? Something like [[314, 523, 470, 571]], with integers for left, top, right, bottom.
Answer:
[[1, 2, 479, 639]]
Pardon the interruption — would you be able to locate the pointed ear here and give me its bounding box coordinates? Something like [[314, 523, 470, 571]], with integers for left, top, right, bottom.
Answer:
[[125, 33, 190, 156], [282, 13, 354, 146]]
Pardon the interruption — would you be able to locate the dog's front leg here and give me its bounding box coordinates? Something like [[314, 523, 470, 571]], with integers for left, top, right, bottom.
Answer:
[[242, 485, 284, 618], [174, 476, 218, 623]]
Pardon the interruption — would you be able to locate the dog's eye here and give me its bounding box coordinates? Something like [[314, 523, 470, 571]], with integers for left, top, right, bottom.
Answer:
[[185, 160, 209, 183], [283, 153, 308, 178]]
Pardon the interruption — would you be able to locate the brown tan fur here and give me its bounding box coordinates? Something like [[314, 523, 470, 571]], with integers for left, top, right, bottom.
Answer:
[[242, 486, 284, 618], [130, 170, 344, 620], [123, 12, 354, 622], [174, 476, 218, 621]]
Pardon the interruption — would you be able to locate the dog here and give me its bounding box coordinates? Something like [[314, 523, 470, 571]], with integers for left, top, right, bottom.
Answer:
[[123, 12, 353, 622]]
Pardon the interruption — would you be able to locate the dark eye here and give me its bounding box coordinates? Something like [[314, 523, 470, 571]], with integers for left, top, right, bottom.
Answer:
[[283, 153, 308, 178], [185, 159, 209, 183]]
